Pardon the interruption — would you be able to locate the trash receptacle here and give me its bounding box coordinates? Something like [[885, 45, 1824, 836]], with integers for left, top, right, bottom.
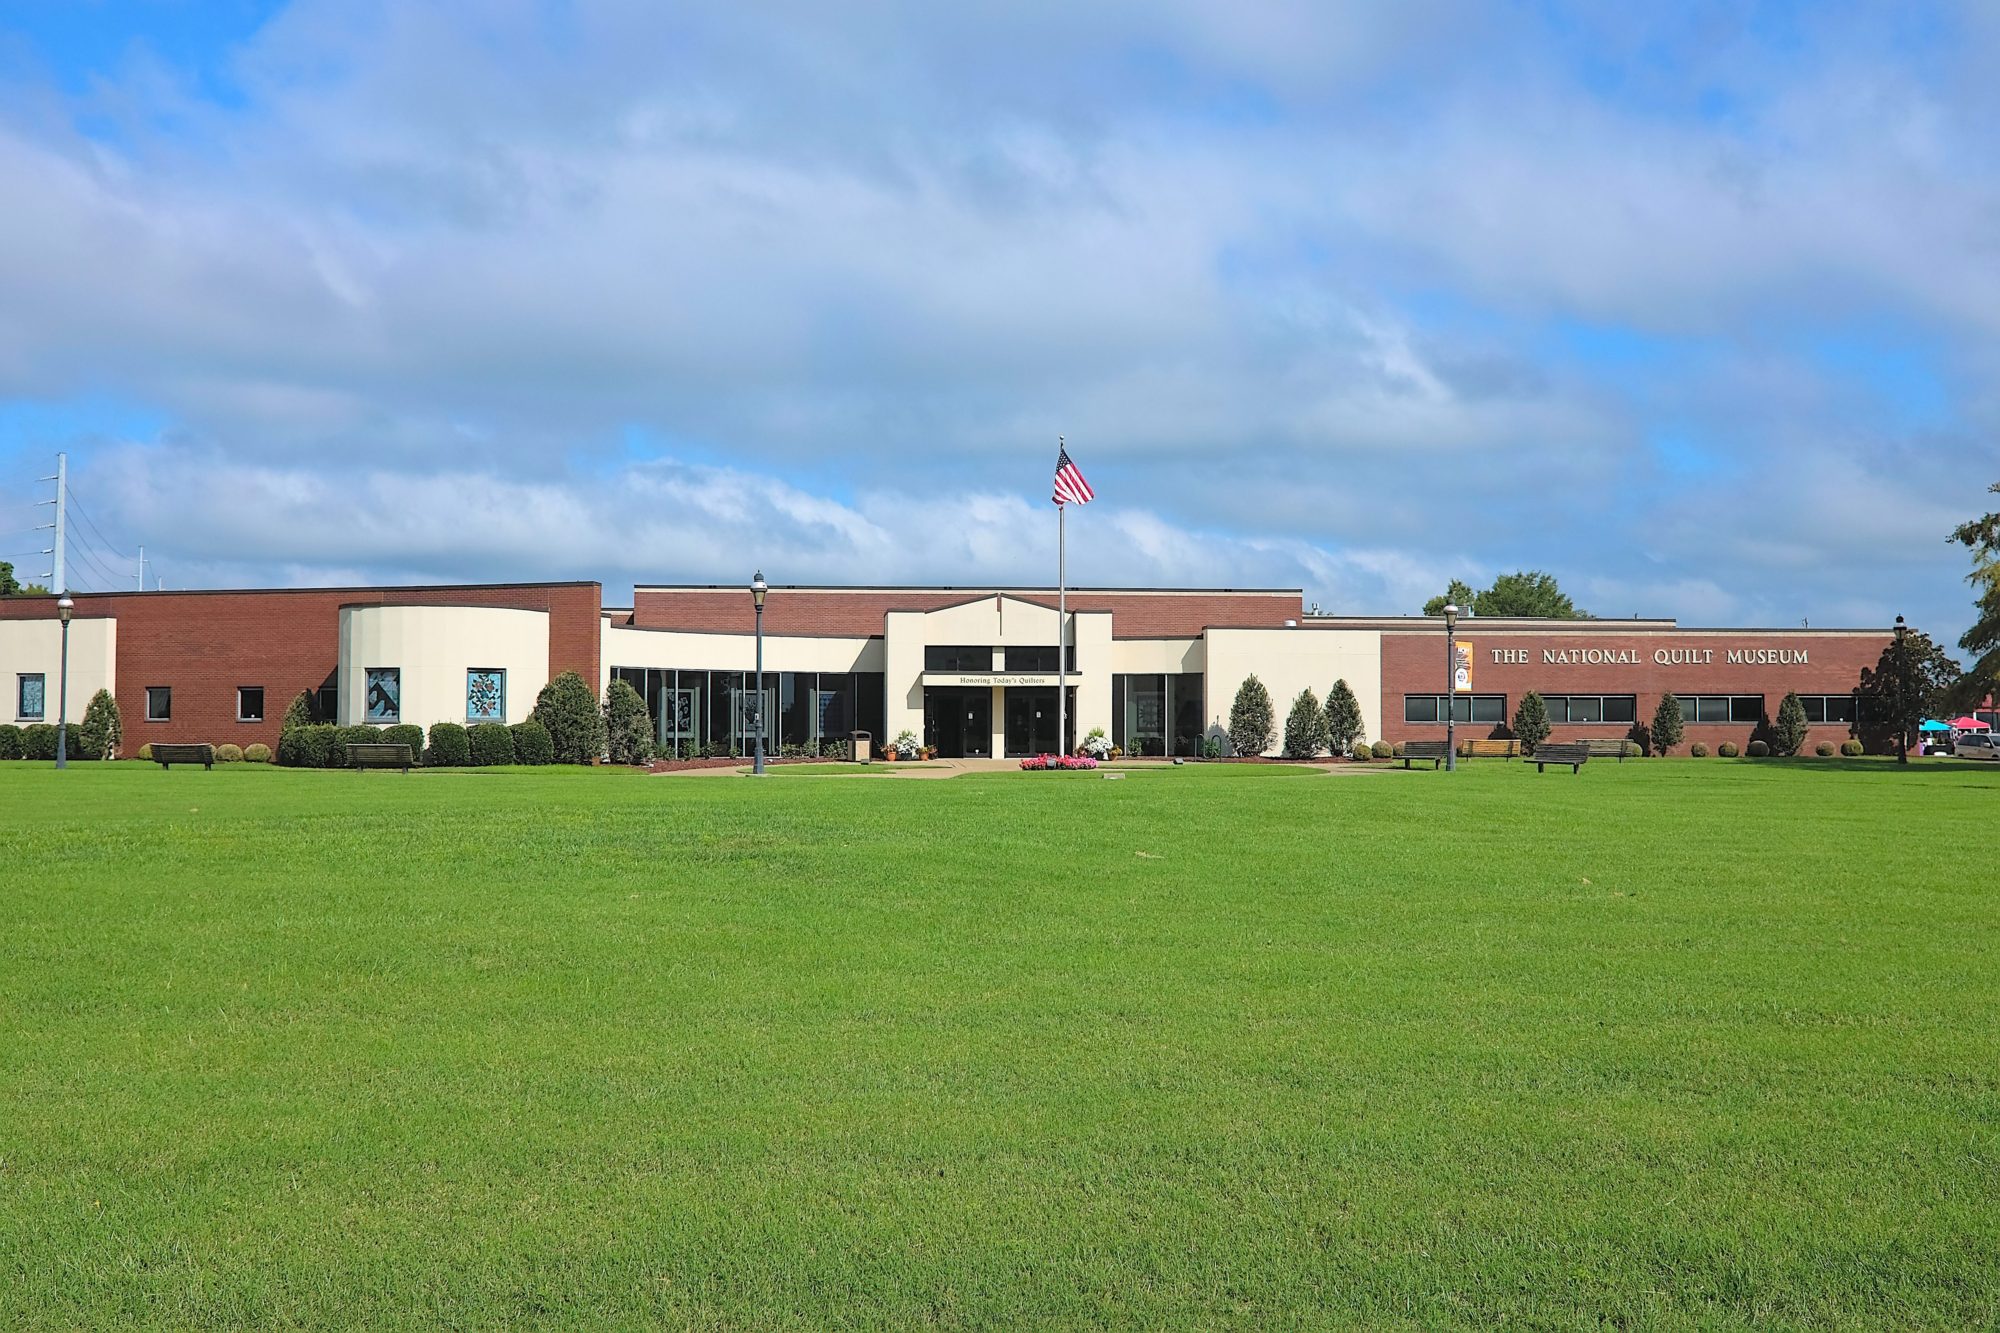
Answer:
[[850, 730, 871, 764]]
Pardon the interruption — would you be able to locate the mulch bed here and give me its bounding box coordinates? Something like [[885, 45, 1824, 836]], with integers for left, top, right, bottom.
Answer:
[[645, 756, 850, 773]]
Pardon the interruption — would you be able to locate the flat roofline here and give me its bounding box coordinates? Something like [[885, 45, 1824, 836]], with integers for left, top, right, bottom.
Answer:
[[635, 583, 1301, 596], [1314, 616, 1894, 634], [11, 579, 601, 599]]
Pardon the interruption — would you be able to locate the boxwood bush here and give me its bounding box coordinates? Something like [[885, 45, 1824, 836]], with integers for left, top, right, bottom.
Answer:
[[427, 722, 472, 767], [1815, 741, 1836, 757], [1370, 741, 1393, 758], [0, 723, 22, 760], [1718, 741, 1740, 758], [22, 723, 59, 760], [243, 742, 272, 763], [1690, 742, 1709, 757], [279, 723, 338, 768], [216, 743, 244, 763], [1840, 739, 1864, 757], [469, 722, 515, 766], [510, 719, 554, 766], [531, 671, 606, 764], [332, 725, 380, 767], [136, 743, 153, 761], [1349, 741, 1371, 761], [1746, 739, 1770, 757], [381, 724, 425, 759]]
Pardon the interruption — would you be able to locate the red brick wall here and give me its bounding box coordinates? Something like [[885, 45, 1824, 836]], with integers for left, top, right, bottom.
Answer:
[[1379, 629, 1892, 749], [0, 583, 601, 748], [631, 588, 1303, 638]]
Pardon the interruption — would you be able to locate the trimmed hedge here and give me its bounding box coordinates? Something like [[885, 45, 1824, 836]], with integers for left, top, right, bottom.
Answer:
[[333, 725, 379, 766], [1718, 741, 1740, 758], [532, 671, 606, 764], [1815, 741, 1836, 757], [510, 719, 554, 766], [279, 724, 338, 768], [427, 722, 472, 767], [469, 722, 515, 767], [1370, 741, 1393, 758], [0, 723, 21, 760], [244, 743, 272, 763], [23, 723, 61, 760], [1746, 739, 1770, 758], [381, 724, 425, 759], [216, 743, 244, 763], [1840, 739, 1864, 757], [1349, 742, 1371, 761], [137, 743, 153, 761], [1690, 742, 1710, 758]]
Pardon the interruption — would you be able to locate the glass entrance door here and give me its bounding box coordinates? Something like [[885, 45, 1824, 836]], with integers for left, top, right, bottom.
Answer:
[[923, 688, 991, 758], [1003, 687, 1075, 757]]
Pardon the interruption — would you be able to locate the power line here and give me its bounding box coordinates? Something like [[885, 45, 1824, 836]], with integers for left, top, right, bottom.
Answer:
[[61, 483, 133, 562]]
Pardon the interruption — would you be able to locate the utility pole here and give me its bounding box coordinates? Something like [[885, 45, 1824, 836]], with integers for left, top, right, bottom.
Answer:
[[36, 452, 67, 593], [138, 545, 146, 591]]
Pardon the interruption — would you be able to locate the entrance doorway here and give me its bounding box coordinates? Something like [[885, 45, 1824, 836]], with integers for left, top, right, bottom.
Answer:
[[923, 688, 992, 758], [1003, 686, 1075, 757]]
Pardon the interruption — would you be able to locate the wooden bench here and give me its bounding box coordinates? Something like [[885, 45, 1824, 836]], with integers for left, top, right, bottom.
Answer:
[[1530, 742, 1590, 773], [150, 743, 215, 770], [1583, 738, 1636, 762], [345, 742, 414, 773], [1466, 739, 1519, 760], [1398, 740, 1450, 769]]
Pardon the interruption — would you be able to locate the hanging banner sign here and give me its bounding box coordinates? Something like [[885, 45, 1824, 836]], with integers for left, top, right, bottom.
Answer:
[[1453, 640, 1473, 693]]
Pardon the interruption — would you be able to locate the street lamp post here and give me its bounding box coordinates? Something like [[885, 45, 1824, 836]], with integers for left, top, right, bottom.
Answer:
[[1894, 614, 1908, 766], [751, 570, 768, 777], [1443, 602, 1459, 772], [55, 595, 74, 770]]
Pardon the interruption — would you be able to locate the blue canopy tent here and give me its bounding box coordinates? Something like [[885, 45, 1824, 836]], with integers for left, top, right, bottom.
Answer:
[[1920, 719, 1951, 732]]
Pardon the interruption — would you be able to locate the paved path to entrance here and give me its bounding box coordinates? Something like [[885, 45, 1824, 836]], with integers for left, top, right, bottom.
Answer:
[[651, 757, 1401, 779]]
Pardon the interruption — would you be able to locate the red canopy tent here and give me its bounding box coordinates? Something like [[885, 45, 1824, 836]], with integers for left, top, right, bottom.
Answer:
[[1949, 716, 1992, 730]]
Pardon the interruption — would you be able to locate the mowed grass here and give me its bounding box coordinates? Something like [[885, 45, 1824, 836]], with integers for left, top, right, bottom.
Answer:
[[2, 759, 1997, 1329]]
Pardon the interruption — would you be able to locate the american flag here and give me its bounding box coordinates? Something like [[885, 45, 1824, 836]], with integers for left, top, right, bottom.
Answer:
[[1051, 441, 1094, 506]]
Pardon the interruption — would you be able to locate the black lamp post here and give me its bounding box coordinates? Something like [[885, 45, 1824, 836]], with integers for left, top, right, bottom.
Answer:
[[1893, 613, 1908, 766], [55, 594, 73, 770], [751, 570, 768, 776], [1443, 601, 1459, 772]]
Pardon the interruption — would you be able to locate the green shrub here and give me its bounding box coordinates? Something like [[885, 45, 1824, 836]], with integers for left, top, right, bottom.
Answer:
[[78, 688, 122, 759], [1651, 692, 1685, 756], [1349, 741, 1371, 761], [1746, 739, 1770, 758], [1281, 688, 1326, 759], [1371, 741, 1393, 758], [280, 690, 314, 731], [532, 671, 607, 764], [1690, 742, 1709, 757], [1773, 692, 1809, 756], [1323, 679, 1364, 754], [279, 723, 338, 768], [602, 679, 654, 765], [510, 719, 554, 766], [332, 725, 378, 767], [469, 722, 516, 766], [1815, 741, 1836, 757], [136, 742, 154, 761], [215, 743, 243, 763], [1512, 691, 1552, 753], [22, 723, 58, 760], [1718, 741, 1740, 758], [1227, 675, 1275, 757], [381, 724, 425, 759], [1840, 738, 1864, 757], [427, 722, 471, 767], [0, 723, 21, 760], [243, 743, 272, 763]]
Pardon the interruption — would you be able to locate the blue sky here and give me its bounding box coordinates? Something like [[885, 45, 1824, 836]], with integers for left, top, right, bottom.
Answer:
[[0, 1, 1995, 646]]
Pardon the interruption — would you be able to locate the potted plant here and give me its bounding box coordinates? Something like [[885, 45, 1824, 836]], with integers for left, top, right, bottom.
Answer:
[[889, 730, 921, 762], [1080, 728, 1113, 761]]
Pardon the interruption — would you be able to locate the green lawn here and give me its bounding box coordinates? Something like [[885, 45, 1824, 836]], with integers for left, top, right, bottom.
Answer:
[[3, 759, 1997, 1328]]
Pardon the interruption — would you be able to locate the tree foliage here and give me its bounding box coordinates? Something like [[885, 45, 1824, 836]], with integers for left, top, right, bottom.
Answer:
[[1281, 688, 1326, 759], [1511, 691, 1552, 753], [78, 688, 121, 760], [1855, 628, 1961, 748], [1950, 480, 2000, 704], [1227, 675, 1275, 757], [1773, 691, 1810, 757], [531, 670, 607, 764], [603, 679, 655, 765], [0, 560, 18, 597], [1650, 692, 1685, 756], [1424, 570, 1586, 619], [1323, 678, 1364, 754]]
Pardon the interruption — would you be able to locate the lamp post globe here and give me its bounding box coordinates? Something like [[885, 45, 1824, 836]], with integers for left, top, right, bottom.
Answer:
[[1893, 614, 1908, 766], [55, 595, 74, 770], [1442, 602, 1459, 772], [750, 571, 768, 776]]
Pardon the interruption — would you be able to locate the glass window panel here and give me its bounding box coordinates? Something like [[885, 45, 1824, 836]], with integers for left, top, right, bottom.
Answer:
[[925, 646, 991, 672], [780, 673, 811, 747], [1731, 695, 1763, 724], [1568, 695, 1604, 723], [1605, 696, 1636, 723], [855, 673, 885, 740], [238, 687, 265, 722], [1801, 696, 1825, 723], [1471, 695, 1505, 724], [146, 686, 171, 721], [1173, 674, 1204, 756], [1541, 696, 1568, 723], [1827, 695, 1855, 724], [364, 668, 400, 722], [18, 673, 45, 720], [1111, 675, 1127, 749], [1125, 674, 1166, 756], [465, 669, 505, 723], [1450, 697, 1471, 724], [1404, 695, 1437, 723]]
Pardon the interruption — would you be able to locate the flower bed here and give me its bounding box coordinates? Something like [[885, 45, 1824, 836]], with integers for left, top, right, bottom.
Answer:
[[1019, 754, 1098, 771]]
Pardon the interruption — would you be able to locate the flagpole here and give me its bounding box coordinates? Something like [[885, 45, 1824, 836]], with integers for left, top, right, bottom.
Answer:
[[1058, 494, 1067, 757]]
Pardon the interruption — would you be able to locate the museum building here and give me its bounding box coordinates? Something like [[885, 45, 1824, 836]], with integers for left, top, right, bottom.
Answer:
[[0, 579, 1906, 757]]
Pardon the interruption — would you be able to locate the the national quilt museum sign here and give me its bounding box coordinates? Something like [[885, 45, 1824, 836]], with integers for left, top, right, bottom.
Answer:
[[1485, 645, 1811, 667]]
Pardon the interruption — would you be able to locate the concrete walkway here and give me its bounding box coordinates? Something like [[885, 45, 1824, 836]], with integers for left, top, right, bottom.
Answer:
[[652, 757, 1400, 779]]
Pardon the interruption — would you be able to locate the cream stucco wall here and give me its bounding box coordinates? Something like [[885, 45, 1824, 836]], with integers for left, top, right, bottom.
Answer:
[[339, 605, 550, 728], [0, 616, 116, 726], [1202, 627, 1384, 755], [883, 599, 1109, 750], [601, 626, 882, 680]]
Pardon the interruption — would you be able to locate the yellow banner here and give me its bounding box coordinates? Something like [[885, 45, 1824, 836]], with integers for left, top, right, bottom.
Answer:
[[1453, 640, 1473, 693]]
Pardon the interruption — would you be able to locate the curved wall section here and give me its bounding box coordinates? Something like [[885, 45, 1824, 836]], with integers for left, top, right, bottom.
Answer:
[[339, 605, 550, 729]]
